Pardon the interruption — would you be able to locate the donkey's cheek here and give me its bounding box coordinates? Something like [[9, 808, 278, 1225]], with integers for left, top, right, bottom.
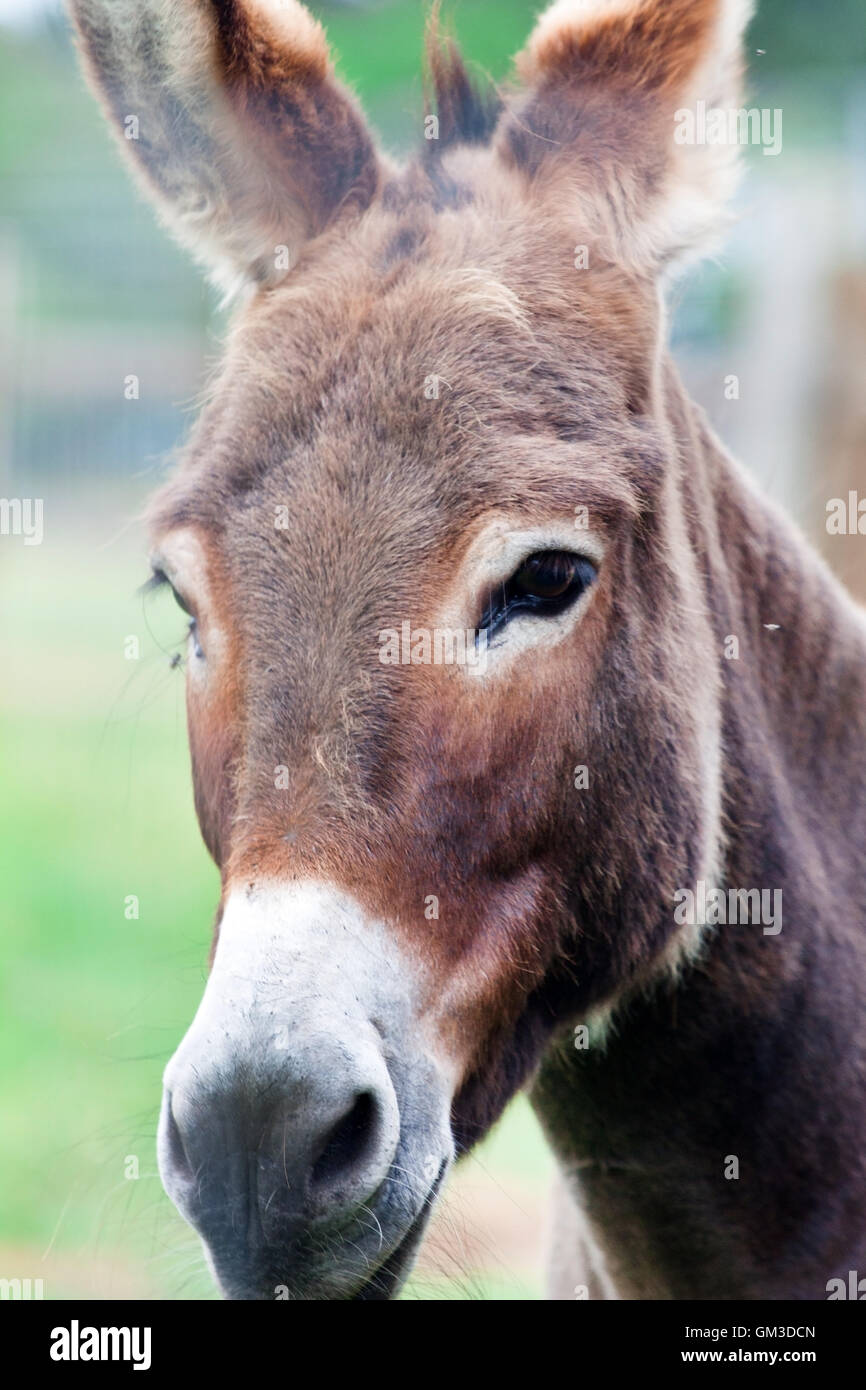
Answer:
[[186, 692, 241, 868]]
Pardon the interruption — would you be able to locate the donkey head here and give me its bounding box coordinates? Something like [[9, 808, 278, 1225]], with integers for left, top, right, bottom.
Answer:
[[72, 0, 752, 1299]]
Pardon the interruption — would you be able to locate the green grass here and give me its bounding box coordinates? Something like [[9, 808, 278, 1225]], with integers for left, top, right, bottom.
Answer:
[[0, 502, 552, 1299]]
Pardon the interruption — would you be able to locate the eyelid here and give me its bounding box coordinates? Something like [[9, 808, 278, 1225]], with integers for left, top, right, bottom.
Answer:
[[172, 586, 195, 617], [144, 566, 196, 618]]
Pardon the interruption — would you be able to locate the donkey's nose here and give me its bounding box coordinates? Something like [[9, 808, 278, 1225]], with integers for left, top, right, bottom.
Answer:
[[154, 882, 445, 1299], [158, 1043, 401, 1257]]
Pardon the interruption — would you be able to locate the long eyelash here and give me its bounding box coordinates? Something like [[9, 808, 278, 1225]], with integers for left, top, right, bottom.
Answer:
[[137, 568, 169, 599], [138, 569, 194, 672], [137, 573, 187, 669], [138, 566, 195, 619]]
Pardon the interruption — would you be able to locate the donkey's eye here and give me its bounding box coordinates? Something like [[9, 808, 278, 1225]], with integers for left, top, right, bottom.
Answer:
[[169, 583, 193, 618], [513, 552, 582, 599], [142, 567, 205, 659], [144, 566, 194, 615], [480, 550, 597, 642]]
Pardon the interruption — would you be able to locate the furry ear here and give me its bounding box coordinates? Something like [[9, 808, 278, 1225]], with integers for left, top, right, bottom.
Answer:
[[69, 0, 383, 296], [498, 0, 755, 272]]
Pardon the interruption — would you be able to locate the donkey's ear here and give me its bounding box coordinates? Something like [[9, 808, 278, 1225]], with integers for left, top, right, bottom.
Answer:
[[499, 0, 755, 271], [69, 0, 382, 296]]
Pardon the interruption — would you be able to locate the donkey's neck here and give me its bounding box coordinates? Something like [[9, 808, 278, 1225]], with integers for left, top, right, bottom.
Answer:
[[532, 368, 866, 1300], [686, 366, 866, 897]]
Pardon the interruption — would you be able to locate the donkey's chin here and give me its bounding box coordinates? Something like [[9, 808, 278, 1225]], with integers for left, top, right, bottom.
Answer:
[[201, 1158, 450, 1302]]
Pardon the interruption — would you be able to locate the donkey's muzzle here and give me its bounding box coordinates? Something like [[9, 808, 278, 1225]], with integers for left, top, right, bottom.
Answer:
[[159, 1040, 400, 1296], [156, 882, 453, 1299]]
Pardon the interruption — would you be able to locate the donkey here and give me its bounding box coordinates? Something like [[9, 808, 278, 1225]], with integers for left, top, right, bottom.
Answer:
[[70, 0, 866, 1300]]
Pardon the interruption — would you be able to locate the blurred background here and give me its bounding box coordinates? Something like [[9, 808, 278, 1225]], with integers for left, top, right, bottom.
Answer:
[[1, 0, 864, 1300]]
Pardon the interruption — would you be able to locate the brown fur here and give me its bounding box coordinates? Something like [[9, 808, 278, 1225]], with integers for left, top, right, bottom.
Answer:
[[522, 0, 721, 93], [70, 0, 384, 292], [71, 0, 866, 1299]]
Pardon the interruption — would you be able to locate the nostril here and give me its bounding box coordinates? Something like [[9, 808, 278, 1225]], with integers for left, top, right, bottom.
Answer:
[[310, 1091, 379, 1198]]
